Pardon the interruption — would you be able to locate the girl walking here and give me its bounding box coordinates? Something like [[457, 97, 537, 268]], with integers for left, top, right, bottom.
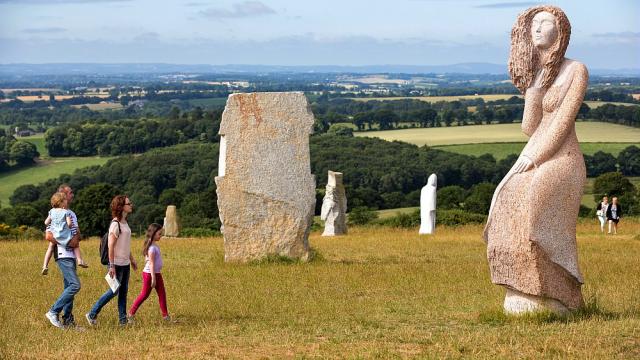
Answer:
[[128, 223, 170, 321]]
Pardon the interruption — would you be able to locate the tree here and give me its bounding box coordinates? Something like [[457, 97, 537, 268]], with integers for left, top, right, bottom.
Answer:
[[9, 141, 39, 165], [73, 183, 121, 236], [437, 186, 466, 209], [327, 124, 354, 137], [592, 172, 636, 202], [347, 206, 378, 225], [584, 151, 617, 177], [10, 184, 41, 205], [618, 145, 640, 176], [464, 182, 496, 214]]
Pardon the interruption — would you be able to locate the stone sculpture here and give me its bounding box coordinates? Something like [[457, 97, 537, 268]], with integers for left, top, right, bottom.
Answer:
[[419, 174, 437, 235], [215, 92, 316, 262], [321, 171, 347, 236], [163, 205, 180, 237], [484, 6, 588, 315]]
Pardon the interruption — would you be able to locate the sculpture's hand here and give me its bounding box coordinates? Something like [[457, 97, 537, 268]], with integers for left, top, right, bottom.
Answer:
[[512, 156, 534, 173]]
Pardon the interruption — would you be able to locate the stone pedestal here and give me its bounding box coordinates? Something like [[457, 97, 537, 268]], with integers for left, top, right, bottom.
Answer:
[[215, 92, 316, 262], [504, 288, 569, 316]]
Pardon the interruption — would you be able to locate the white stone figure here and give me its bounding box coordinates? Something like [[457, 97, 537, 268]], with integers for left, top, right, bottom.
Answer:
[[215, 92, 316, 262], [321, 171, 347, 236], [419, 174, 437, 234]]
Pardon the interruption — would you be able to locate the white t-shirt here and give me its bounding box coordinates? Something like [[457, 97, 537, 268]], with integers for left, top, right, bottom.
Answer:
[[109, 219, 132, 266], [57, 245, 76, 259]]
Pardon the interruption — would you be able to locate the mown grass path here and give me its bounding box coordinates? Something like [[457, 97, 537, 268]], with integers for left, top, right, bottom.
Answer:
[[2, 221, 638, 358]]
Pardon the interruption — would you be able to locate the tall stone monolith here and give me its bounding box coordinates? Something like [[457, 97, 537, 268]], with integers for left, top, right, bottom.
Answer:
[[215, 92, 316, 262], [321, 170, 347, 236], [163, 205, 180, 237]]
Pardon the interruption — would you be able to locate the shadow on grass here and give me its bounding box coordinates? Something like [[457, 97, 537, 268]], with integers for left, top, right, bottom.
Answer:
[[477, 296, 619, 326]]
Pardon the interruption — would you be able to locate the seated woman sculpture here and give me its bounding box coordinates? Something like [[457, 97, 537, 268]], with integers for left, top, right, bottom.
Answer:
[[484, 5, 588, 314]]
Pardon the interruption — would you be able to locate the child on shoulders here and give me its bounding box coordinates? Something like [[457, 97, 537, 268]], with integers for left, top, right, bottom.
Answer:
[[42, 192, 87, 275]]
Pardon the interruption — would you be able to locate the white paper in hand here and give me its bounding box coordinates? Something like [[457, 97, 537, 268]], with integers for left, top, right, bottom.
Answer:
[[105, 272, 120, 293]]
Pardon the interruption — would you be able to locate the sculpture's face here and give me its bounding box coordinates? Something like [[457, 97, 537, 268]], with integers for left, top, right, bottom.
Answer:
[[531, 11, 558, 49]]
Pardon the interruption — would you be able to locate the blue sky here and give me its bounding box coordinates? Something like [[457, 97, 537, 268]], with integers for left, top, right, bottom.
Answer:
[[0, 0, 638, 68]]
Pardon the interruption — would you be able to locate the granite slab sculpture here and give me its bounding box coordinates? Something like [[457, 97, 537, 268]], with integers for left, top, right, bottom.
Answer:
[[215, 92, 316, 262], [484, 5, 588, 315], [163, 205, 180, 237], [321, 170, 347, 236], [419, 174, 437, 235]]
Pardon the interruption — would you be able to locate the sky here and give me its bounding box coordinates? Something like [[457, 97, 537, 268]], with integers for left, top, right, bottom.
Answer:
[[0, 0, 638, 68]]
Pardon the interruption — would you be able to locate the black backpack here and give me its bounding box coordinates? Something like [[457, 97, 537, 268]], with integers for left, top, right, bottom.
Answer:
[[100, 219, 120, 265]]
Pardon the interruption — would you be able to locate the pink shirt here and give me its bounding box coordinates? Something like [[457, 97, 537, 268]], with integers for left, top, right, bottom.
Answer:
[[143, 244, 163, 274]]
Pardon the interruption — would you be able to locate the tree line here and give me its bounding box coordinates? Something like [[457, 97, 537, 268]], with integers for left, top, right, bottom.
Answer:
[[0, 129, 39, 171]]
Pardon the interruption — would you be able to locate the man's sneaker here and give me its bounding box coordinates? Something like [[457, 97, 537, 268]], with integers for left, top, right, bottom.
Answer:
[[45, 311, 62, 328], [85, 313, 97, 326]]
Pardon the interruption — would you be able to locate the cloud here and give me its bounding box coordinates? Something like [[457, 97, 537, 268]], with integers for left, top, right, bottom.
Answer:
[[23, 27, 67, 34], [185, 1, 209, 6], [0, 0, 131, 4], [199, 1, 276, 19], [475, 2, 541, 9]]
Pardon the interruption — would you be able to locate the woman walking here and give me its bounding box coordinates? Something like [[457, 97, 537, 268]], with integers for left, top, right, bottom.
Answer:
[[606, 197, 622, 235], [86, 195, 137, 326]]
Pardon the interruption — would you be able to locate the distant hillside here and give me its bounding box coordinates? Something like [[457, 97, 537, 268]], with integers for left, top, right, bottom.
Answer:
[[2, 63, 638, 76]]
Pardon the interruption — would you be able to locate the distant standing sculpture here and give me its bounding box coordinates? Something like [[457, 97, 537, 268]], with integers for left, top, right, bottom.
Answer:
[[163, 205, 179, 237], [484, 5, 588, 315], [215, 92, 316, 262], [419, 174, 437, 235], [321, 171, 347, 236]]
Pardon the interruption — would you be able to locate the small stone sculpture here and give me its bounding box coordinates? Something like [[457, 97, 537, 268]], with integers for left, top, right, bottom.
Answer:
[[484, 5, 588, 315], [321, 171, 347, 236], [215, 92, 316, 262], [419, 174, 437, 235], [163, 205, 180, 237]]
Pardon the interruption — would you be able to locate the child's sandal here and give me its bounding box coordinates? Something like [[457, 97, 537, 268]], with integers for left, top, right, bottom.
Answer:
[[78, 261, 89, 268]]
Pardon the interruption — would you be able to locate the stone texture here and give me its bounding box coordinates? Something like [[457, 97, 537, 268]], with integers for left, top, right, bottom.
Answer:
[[321, 171, 347, 236], [484, 6, 586, 313], [419, 174, 437, 235], [163, 205, 180, 237], [215, 92, 316, 262]]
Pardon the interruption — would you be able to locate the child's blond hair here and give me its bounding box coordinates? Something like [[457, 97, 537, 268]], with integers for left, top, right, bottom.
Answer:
[[50, 192, 67, 208]]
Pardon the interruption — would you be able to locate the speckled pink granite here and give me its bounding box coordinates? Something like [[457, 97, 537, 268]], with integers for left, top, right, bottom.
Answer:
[[484, 6, 588, 311]]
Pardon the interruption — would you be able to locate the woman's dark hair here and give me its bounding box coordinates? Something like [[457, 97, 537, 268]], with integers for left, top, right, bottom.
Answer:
[[111, 195, 128, 221], [143, 223, 163, 257]]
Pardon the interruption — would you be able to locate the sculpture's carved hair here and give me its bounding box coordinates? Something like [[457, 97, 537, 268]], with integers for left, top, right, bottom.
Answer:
[[508, 5, 571, 93]]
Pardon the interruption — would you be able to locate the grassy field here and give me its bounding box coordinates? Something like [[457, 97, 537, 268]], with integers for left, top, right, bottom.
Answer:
[[1, 221, 639, 358], [70, 103, 123, 111], [0, 157, 112, 207], [188, 97, 228, 108], [584, 101, 637, 108], [19, 134, 48, 158], [356, 122, 640, 146], [434, 142, 636, 160]]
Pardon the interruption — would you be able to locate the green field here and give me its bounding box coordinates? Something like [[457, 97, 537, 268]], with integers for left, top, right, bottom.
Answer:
[[2, 222, 639, 358], [356, 122, 640, 146], [0, 157, 112, 207], [19, 134, 48, 158], [434, 142, 636, 160], [188, 97, 228, 108]]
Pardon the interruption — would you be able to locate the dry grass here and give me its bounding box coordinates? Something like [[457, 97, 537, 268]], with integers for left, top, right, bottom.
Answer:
[[1, 220, 639, 358], [70, 103, 123, 111]]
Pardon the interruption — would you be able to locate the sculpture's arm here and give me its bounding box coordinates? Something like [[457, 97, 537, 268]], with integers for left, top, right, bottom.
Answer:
[[522, 63, 588, 166], [521, 92, 541, 137]]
